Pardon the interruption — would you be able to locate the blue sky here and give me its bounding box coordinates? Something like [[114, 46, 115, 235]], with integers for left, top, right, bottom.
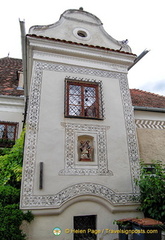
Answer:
[[1, 0, 165, 96]]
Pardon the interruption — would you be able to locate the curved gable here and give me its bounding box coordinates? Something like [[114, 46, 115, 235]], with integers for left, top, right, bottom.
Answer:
[[29, 8, 132, 53]]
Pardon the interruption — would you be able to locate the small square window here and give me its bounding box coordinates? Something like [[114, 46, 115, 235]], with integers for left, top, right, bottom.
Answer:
[[65, 78, 104, 119], [0, 122, 18, 147]]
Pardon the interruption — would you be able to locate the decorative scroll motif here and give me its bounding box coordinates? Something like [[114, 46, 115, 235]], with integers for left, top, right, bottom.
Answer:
[[59, 123, 111, 176], [22, 182, 139, 208], [135, 120, 165, 129], [21, 61, 140, 208], [30, 61, 126, 79]]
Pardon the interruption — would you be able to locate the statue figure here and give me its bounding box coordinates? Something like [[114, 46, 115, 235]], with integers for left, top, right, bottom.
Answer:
[[79, 140, 93, 161]]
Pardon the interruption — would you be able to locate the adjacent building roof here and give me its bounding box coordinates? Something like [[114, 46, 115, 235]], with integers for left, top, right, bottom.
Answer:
[[0, 57, 165, 110], [116, 218, 163, 226], [130, 89, 165, 109], [0, 57, 24, 96]]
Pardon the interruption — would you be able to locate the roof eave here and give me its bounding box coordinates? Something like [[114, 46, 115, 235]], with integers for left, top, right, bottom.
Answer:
[[26, 34, 136, 56], [27, 34, 136, 70], [133, 106, 165, 113]]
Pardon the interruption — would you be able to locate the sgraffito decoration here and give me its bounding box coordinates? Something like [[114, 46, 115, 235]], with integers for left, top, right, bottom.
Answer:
[[21, 61, 140, 209]]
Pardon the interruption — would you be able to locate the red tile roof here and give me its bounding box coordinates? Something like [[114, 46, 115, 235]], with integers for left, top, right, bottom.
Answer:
[[117, 218, 163, 226], [0, 57, 24, 96], [130, 89, 165, 109], [131, 218, 163, 226], [27, 34, 136, 56]]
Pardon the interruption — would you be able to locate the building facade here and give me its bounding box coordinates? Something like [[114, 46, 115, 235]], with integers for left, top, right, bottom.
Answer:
[[0, 57, 24, 148], [131, 89, 165, 164], [1, 8, 165, 240]]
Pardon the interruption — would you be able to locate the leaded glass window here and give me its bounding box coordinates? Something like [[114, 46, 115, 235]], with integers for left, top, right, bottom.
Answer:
[[65, 79, 104, 119], [0, 122, 17, 147]]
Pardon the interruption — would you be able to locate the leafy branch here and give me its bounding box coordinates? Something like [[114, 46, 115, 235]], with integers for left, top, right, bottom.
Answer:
[[136, 160, 165, 222]]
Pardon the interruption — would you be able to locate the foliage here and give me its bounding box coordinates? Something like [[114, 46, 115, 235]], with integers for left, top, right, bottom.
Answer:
[[0, 204, 33, 240], [136, 160, 165, 222], [0, 130, 34, 240], [0, 147, 11, 156], [113, 220, 132, 228], [0, 130, 25, 188], [0, 139, 15, 148], [0, 185, 20, 206]]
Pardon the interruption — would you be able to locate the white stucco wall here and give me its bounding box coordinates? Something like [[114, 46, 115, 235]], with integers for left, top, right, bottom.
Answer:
[[134, 110, 165, 164], [21, 44, 139, 211], [30, 68, 132, 196], [20, 9, 141, 240], [0, 95, 24, 137], [22, 199, 142, 240]]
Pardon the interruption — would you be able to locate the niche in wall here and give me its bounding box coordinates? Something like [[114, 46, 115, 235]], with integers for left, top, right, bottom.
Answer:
[[78, 135, 94, 162]]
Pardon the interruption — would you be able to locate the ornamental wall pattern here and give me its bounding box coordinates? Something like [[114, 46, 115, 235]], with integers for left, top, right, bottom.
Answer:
[[21, 61, 140, 208], [59, 123, 112, 176], [135, 119, 165, 129]]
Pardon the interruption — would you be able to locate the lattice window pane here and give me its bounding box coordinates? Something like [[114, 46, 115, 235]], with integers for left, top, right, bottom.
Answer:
[[69, 95, 81, 105], [7, 125, 15, 140], [69, 85, 81, 95], [0, 124, 5, 138], [0, 122, 17, 147], [84, 86, 96, 97], [84, 97, 96, 106], [69, 106, 81, 116], [65, 79, 104, 119]]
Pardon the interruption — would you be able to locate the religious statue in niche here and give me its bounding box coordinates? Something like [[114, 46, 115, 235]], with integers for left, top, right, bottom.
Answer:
[[79, 139, 93, 161]]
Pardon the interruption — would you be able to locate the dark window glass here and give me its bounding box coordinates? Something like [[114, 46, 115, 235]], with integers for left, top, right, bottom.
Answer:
[[74, 215, 97, 240]]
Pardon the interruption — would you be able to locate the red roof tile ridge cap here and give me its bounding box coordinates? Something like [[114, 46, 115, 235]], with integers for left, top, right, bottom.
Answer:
[[26, 34, 136, 55], [0, 56, 22, 61], [116, 218, 136, 222]]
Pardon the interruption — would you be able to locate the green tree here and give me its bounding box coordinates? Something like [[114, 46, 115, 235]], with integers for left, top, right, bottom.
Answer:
[[0, 130, 33, 239], [137, 161, 165, 222], [0, 130, 25, 188]]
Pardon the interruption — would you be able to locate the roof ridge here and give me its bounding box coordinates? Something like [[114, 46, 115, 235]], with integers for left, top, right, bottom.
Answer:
[[130, 88, 165, 98], [0, 56, 22, 60]]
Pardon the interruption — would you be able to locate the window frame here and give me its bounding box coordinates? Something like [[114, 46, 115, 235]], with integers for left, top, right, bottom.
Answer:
[[64, 78, 104, 120], [0, 121, 18, 147]]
